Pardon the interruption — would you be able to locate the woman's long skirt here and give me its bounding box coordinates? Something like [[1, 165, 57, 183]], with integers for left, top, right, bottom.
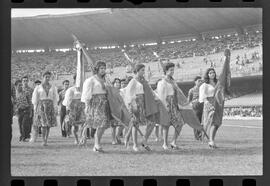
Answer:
[[34, 99, 57, 128], [85, 94, 111, 129], [128, 94, 151, 127], [165, 95, 185, 129], [68, 99, 85, 126], [202, 97, 224, 135]]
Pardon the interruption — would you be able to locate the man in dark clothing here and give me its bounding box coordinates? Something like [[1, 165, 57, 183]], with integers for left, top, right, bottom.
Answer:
[[21, 76, 34, 139], [58, 80, 70, 137], [14, 80, 32, 142], [188, 76, 204, 141]]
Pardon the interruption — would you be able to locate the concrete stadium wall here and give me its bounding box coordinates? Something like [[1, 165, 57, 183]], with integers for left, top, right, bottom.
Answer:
[[151, 75, 262, 97]]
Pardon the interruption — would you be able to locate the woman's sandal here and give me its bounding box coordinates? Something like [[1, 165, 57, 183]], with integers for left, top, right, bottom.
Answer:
[[170, 144, 179, 150], [208, 142, 217, 149], [141, 143, 151, 151], [162, 145, 169, 151], [93, 147, 105, 153]]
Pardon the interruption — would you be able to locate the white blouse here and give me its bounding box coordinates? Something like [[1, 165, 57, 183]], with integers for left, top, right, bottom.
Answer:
[[199, 83, 215, 103], [119, 88, 126, 99], [81, 76, 107, 103], [122, 78, 144, 108], [32, 84, 59, 109], [62, 86, 82, 109], [156, 78, 175, 108], [134, 79, 144, 95]]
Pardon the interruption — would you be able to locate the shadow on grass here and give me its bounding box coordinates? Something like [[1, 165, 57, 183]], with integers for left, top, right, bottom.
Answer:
[[103, 145, 262, 156]]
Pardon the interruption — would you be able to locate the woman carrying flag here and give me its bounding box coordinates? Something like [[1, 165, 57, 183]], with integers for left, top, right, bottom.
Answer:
[[81, 61, 111, 152], [156, 62, 186, 150], [123, 63, 158, 152], [199, 49, 231, 148], [62, 74, 85, 145]]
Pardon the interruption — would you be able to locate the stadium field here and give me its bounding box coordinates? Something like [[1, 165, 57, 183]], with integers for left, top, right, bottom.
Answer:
[[11, 117, 262, 176]]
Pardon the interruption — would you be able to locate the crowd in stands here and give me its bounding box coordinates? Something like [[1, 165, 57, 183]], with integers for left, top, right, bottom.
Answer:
[[223, 106, 262, 118], [11, 29, 262, 82]]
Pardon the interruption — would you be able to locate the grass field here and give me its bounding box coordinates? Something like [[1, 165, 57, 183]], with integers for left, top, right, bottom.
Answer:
[[11, 117, 262, 176]]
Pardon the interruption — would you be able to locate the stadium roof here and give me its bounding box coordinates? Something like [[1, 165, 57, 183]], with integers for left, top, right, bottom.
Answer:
[[12, 8, 262, 50]]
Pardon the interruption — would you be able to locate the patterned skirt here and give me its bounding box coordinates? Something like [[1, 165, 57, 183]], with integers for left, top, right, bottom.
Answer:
[[110, 119, 123, 128], [166, 95, 184, 128], [34, 99, 57, 128], [128, 94, 147, 126], [85, 94, 111, 129], [202, 97, 224, 134], [68, 99, 86, 126]]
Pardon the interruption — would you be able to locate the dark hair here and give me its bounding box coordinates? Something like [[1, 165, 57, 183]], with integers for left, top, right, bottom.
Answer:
[[120, 78, 126, 83], [15, 80, 22, 86], [127, 76, 133, 83], [94, 61, 106, 74], [62, 80, 70, 85], [73, 74, 77, 81], [163, 62, 175, 74], [21, 76, 29, 81], [112, 78, 121, 85], [194, 76, 202, 82], [34, 80, 41, 84], [134, 63, 145, 74], [43, 71, 52, 77], [203, 68, 217, 84]]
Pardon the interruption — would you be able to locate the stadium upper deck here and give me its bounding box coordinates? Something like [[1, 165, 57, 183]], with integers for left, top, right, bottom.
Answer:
[[12, 8, 262, 50]]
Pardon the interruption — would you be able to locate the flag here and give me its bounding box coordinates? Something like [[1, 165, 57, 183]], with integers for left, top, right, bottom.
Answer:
[[141, 80, 159, 118], [106, 86, 131, 127], [123, 52, 132, 63], [72, 34, 95, 74], [75, 47, 85, 91], [214, 49, 231, 106], [172, 82, 203, 131]]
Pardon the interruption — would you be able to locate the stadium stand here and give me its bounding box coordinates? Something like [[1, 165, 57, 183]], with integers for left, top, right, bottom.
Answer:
[[11, 30, 262, 83]]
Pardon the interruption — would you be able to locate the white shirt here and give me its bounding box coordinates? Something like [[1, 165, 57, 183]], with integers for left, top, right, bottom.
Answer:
[[32, 84, 59, 109], [62, 86, 82, 109], [134, 79, 144, 95], [81, 76, 107, 103], [199, 83, 215, 103], [156, 78, 175, 108], [119, 88, 126, 99], [121, 78, 144, 108]]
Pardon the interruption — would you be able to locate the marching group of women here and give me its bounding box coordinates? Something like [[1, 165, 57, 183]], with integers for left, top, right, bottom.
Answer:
[[12, 49, 231, 153]]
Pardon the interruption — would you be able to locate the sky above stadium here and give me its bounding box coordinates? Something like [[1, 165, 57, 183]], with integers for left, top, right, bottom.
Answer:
[[11, 8, 107, 18]]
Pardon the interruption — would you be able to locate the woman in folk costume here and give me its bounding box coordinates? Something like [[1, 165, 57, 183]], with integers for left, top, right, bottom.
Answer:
[[123, 63, 159, 152], [199, 49, 231, 148], [32, 71, 59, 146], [62, 74, 85, 145], [156, 62, 186, 150], [81, 61, 111, 152]]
